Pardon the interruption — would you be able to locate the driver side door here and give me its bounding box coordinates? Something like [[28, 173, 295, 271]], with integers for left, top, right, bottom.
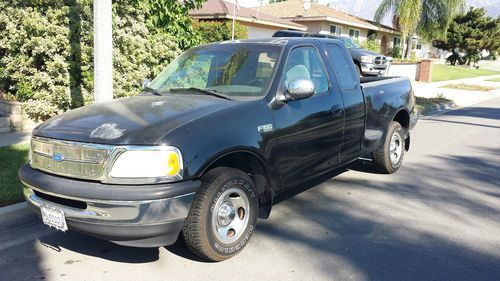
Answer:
[[273, 45, 345, 190]]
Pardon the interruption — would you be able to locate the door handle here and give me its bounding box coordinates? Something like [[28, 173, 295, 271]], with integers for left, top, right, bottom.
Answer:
[[330, 104, 344, 117]]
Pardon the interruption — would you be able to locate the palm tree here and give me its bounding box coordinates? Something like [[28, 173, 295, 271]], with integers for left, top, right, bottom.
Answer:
[[375, 0, 464, 58]]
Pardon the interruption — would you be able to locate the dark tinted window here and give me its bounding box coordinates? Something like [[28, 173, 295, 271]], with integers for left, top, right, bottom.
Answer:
[[272, 31, 304, 37], [326, 44, 357, 90]]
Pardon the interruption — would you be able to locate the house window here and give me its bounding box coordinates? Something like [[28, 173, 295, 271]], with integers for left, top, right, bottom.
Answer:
[[393, 37, 401, 47], [416, 44, 422, 50], [349, 29, 360, 39], [330, 25, 342, 35]]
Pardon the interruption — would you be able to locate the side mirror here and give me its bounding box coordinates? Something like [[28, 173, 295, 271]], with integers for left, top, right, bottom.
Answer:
[[142, 79, 152, 89], [286, 79, 315, 100]]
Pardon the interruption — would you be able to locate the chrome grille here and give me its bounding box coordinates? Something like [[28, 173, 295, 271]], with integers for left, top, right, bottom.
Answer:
[[374, 56, 388, 65], [31, 137, 112, 180]]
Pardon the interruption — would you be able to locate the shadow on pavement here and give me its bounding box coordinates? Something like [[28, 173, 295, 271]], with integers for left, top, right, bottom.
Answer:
[[39, 231, 160, 264], [164, 235, 212, 263], [443, 106, 500, 120], [256, 146, 500, 281]]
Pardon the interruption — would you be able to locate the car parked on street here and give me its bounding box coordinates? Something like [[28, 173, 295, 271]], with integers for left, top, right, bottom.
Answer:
[[272, 30, 390, 76], [20, 38, 417, 261]]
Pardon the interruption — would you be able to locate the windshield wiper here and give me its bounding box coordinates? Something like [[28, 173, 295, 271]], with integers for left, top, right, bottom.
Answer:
[[170, 87, 233, 100], [142, 86, 161, 96]]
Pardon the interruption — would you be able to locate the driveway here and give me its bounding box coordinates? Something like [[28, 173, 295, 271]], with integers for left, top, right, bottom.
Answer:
[[1, 97, 500, 281]]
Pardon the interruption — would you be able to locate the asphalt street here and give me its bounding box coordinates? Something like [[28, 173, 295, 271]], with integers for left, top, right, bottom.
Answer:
[[1, 97, 500, 281]]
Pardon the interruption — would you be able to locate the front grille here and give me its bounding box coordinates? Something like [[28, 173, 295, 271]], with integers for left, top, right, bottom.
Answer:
[[374, 56, 388, 65], [31, 137, 112, 180]]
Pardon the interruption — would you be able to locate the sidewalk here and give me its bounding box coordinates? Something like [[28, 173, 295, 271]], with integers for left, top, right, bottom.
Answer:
[[413, 74, 500, 107], [0, 131, 31, 147]]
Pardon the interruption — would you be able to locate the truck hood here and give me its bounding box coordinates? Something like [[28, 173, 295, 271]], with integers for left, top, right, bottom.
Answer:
[[33, 94, 235, 145], [348, 48, 383, 58]]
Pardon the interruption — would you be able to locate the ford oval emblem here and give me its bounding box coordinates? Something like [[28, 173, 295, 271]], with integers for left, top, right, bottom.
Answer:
[[52, 153, 64, 162]]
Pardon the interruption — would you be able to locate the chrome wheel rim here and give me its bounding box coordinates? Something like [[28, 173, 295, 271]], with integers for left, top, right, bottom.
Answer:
[[212, 187, 250, 244], [389, 132, 403, 165]]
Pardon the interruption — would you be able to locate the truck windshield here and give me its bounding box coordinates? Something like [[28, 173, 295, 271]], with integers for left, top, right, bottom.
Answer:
[[338, 37, 361, 49], [149, 44, 282, 99]]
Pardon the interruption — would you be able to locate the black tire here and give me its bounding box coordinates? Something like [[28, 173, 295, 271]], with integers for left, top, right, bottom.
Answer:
[[182, 167, 258, 261], [372, 121, 406, 174], [355, 64, 362, 76]]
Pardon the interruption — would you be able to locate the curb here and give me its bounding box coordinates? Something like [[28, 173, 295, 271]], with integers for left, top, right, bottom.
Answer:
[[418, 94, 500, 119], [0, 202, 26, 215], [417, 101, 456, 119]]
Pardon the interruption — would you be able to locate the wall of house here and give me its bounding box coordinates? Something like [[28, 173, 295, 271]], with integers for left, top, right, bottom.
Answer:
[[320, 22, 370, 42], [298, 21, 404, 56], [297, 21, 370, 42], [244, 24, 278, 39]]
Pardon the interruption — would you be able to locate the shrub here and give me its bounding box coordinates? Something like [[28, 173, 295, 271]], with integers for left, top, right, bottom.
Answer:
[[193, 20, 248, 44], [391, 46, 402, 58], [360, 39, 381, 53], [0, 0, 180, 121]]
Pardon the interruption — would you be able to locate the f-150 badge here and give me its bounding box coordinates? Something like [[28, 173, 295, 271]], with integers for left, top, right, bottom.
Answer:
[[257, 124, 273, 133]]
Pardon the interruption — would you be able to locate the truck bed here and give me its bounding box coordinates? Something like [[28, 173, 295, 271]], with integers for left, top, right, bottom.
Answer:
[[359, 76, 414, 152]]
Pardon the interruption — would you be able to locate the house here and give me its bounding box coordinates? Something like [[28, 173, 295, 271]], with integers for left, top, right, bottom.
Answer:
[[259, 0, 402, 55], [189, 0, 307, 39]]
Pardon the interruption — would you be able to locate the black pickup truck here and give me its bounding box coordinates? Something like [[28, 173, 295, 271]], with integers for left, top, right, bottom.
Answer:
[[19, 38, 417, 261]]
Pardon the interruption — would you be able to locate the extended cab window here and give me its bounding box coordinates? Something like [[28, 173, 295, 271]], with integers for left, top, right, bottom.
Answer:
[[326, 44, 357, 90], [284, 47, 329, 95], [149, 44, 281, 99]]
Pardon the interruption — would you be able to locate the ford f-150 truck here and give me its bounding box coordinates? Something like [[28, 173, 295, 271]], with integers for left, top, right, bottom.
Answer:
[[19, 38, 417, 261]]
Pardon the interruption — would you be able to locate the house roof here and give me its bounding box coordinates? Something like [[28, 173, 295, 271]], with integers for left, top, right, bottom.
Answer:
[[190, 0, 307, 31], [259, 0, 400, 34]]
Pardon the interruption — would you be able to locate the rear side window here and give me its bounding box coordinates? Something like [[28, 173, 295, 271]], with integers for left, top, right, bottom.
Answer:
[[326, 44, 357, 91], [283, 46, 329, 95]]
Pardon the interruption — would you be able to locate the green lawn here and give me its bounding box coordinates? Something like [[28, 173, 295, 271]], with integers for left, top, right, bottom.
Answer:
[[432, 64, 500, 82], [486, 77, 500, 82], [439, 83, 496, 92], [0, 143, 29, 206]]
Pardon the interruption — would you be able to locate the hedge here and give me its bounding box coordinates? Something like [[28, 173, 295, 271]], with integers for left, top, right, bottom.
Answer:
[[0, 0, 180, 121]]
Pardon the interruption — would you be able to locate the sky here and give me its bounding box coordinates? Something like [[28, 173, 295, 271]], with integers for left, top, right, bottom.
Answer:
[[239, 0, 500, 27]]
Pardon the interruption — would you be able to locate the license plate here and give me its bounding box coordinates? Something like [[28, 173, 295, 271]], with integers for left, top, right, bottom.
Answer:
[[41, 205, 68, 232]]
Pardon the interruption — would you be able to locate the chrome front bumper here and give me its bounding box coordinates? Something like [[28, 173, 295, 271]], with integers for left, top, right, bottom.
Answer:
[[19, 164, 200, 247], [23, 186, 193, 225], [361, 62, 387, 75]]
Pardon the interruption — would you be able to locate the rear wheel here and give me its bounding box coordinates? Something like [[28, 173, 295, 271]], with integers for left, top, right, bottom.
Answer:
[[372, 121, 405, 173], [182, 167, 258, 261]]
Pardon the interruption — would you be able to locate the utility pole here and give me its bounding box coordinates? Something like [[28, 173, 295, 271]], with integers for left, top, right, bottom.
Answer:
[[93, 0, 113, 102]]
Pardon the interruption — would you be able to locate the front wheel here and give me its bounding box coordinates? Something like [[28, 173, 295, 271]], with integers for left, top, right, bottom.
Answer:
[[182, 167, 258, 261], [372, 121, 406, 173]]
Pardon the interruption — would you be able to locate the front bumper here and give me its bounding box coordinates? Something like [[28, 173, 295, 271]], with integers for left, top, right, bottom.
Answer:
[[361, 62, 388, 76], [19, 164, 201, 247]]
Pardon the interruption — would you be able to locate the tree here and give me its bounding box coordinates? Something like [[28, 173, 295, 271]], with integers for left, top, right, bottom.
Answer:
[[142, 0, 206, 49], [433, 7, 500, 65], [374, 0, 464, 58], [193, 20, 248, 44]]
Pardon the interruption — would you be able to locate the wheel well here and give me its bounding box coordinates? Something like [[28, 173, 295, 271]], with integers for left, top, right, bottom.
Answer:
[[393, 109, 410, 130], [393, 109, 410, 151], [202, 152, 273, 219]]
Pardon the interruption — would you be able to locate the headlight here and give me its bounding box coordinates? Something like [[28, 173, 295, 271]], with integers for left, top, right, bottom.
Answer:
[[109, 146, 183, 180], [360, 55, 374, 63]]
